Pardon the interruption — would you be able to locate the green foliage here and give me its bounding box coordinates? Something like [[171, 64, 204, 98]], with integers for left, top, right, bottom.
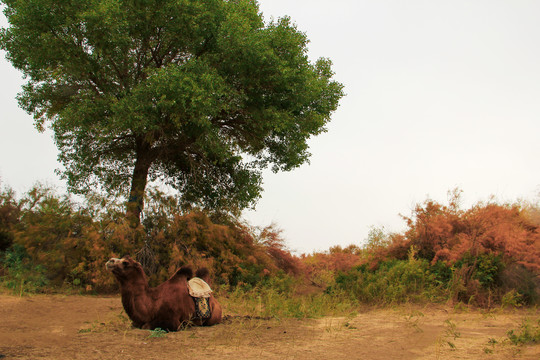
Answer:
[[333, 257, 440, 305], [330, 248, 515, 307], [147, 328, 168, 338], [501, 290, 523, 308], [447, 253, 527, 306], [0, 183, 19, 252], [224, 280, 358, 319], [365, 226, 391, 250], [456, 253, 504, 289], [430, 261, 453, 287], [507, 318, 540, 345], [1, 244, 48, 295], [1, 0, 344, 222]]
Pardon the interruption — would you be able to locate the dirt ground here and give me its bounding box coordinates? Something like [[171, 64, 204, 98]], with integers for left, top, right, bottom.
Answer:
[[0, 294, 539, 359]]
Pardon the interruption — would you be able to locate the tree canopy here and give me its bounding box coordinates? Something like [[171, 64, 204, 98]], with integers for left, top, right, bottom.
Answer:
[[0, 0, 344, 223]]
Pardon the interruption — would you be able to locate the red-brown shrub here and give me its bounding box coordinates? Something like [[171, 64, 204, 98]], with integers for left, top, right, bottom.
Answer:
[[401, 194, 540, 273]]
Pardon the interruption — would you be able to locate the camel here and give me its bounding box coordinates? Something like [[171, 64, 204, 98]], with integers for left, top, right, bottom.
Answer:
[[106, 255, 222, 331]]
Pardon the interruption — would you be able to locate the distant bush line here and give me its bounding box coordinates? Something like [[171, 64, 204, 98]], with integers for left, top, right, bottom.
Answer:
[[1, 184, 539, 308]]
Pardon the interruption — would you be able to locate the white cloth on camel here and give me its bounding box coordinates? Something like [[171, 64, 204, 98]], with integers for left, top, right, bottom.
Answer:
[[188, 277, 213, 298]]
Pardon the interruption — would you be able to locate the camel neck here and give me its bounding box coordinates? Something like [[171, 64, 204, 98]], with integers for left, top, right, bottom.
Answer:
[[120, 275, 148, 291], [119, 277, 150, 325]]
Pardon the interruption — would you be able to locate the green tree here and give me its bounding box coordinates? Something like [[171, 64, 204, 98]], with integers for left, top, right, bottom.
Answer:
[[0, 0, 343, 225]]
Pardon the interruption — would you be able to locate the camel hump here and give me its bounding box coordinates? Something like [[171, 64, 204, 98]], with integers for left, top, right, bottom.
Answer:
[[195, 268, 210, 280], [172, 266, 193, 280]]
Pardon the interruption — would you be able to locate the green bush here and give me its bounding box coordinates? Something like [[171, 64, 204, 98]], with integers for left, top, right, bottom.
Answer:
[[455, 253, 504, 289], [429, 261, 453, 287], [333, 258, 440, 304], [1, 244, 49, 295]]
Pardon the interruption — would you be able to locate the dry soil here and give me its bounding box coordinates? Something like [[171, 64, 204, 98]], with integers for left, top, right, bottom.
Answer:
[[0, 294, 539, 359]]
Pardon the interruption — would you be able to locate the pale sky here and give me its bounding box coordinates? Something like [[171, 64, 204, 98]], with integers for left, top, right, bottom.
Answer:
[[1, 1, 539, 254]]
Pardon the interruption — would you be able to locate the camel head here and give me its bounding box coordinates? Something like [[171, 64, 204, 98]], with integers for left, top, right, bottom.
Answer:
[[106, 255, 144, 281]]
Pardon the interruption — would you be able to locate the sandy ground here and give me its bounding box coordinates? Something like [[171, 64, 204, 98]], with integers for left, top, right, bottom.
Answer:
[[0, 294, 539, 359]]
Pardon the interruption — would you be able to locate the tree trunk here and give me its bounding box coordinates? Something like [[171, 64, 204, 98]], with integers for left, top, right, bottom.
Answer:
[[126, 139, 153, 227]]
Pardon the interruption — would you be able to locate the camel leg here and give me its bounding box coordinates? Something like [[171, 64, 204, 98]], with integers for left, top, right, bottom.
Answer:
[[204, 299, 223, 326]]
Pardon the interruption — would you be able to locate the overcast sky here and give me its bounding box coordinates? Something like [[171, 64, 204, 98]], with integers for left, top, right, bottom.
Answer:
[[1, 1, 539, 254]]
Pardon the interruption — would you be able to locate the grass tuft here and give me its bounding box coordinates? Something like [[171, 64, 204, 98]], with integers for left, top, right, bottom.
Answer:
[[507, 318, 540, 345]]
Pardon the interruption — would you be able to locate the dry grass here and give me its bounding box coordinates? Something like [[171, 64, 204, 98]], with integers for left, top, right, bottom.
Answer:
[[0, 294, 539, 359]]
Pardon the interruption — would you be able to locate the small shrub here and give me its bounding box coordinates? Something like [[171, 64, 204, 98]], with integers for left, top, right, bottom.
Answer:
[[501, 290, 523, 308], [148, 328, 168, 338], [507, 318, 540, 345]]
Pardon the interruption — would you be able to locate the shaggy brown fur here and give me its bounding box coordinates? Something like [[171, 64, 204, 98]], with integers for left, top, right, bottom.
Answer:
[[106, 256, 222, 331]]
